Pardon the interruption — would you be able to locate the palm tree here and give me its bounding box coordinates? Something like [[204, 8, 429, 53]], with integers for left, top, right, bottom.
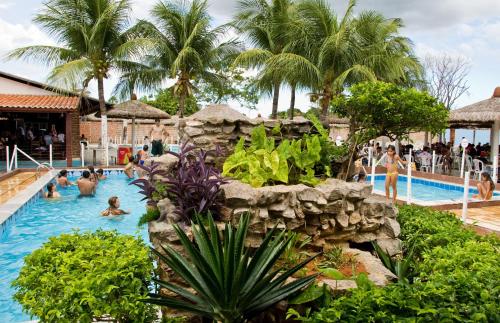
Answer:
[[267, 0, 422, 118], [8, 0, 144, 164], [130, 0, 239, 118], [233, 0, 296, 119]]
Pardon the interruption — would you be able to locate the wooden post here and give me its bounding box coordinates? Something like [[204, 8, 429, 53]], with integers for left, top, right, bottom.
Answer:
[[449, 128, 456, 145], [65, 112, 73, 167]]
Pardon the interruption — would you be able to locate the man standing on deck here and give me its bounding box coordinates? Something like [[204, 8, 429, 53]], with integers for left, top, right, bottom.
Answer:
[[149, 119, 168, 157]]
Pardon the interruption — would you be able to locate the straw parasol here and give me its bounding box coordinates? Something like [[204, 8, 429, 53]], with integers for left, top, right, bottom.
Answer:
[[96, 99, 170, 154], [449, 87, 500, 162], [449, 87, 500, 129]]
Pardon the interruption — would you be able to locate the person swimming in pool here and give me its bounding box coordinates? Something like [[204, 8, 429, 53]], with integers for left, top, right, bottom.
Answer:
[[88, 166, 99, 186], [473, 172, 495, 201], [44, 183, 61, 198], [96, 168, 107, 181], [385, 145, 407, 204], [57, 170, 73, 187], [101, 196, 129, 216], [77, 170, 96, 196]]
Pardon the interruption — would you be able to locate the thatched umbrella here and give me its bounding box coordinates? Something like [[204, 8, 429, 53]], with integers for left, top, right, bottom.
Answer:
[[188, 104, 251, 124], [96, 99, 170, 154], [449, 87, 500, 163]]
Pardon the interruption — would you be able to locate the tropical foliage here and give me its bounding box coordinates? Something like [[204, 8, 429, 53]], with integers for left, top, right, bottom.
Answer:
[[195, 67, 260, 111], [147, 213, 318, 323], [288, 206, 500, 322], [13, 230, 156, 322], [233, 0, 298, 119], [266, 0, 422, 117], [140, 88, 199, 117], [223, 125, 329, 187], [129, 0, 240, 117], [332, 81, 448, 143], [130, 162, 165, 207], [138, 207, 161, 226], [331, 81, 448, 177], [163, 143, 226, 224]]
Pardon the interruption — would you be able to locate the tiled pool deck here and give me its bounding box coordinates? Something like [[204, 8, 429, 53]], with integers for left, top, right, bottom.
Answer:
[[450, 207, 500, 235], [0, 170, 56, 234]]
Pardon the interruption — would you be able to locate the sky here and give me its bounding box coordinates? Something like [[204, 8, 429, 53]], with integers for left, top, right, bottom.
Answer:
[[0, 0, 499, 136]]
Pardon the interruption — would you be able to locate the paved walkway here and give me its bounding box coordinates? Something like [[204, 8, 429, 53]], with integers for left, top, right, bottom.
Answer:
[[450, 206, 500, 234], [0, 172, 38, 204]]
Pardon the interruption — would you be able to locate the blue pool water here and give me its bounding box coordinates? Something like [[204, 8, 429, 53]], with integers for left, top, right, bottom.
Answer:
[[369, 175, 499, 201], [0, 173, 148, 322]]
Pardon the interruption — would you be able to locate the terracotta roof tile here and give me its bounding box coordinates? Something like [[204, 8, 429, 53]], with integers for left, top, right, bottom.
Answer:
[[0, 94, 79, 111]]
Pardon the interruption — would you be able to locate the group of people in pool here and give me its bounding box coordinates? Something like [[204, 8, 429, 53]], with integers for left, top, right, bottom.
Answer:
[[44, 167, 129, 217], [356, 145, 495, 203]]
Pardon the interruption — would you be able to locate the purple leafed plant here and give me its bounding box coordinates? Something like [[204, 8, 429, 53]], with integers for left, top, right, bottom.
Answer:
[[129, 162, 165, 207], [164, 142, 227, 224]]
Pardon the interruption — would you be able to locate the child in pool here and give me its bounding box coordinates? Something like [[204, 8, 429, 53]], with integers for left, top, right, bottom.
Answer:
[[385, 145, 407, 203], [44, 183, 61, 198], [101, 196, 129, 216], [473, 172, 495, 201], [96, 168, 107, 180], [57, 170, 73, 187], [357, 171, 366, 183]]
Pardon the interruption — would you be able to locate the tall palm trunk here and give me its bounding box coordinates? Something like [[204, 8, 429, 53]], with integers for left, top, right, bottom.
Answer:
[[320, 84, 332, 119], [289, 83, 296, 120], [271, 81, 280, 119], [179, 92, 186, 118], [97, 75, 108, 165]]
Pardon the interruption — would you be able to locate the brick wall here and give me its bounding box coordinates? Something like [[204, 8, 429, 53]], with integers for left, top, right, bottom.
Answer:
[[72, 113, 80, 157], [80, 119, 178, 145]]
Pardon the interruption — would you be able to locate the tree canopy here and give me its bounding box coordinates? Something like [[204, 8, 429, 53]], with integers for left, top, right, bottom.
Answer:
[[331, 81, 449, 144], [140, 89, 199, 117]]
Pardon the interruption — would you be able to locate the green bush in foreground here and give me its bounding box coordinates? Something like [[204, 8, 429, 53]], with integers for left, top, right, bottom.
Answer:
[[13, 230, 157, 323], [289, 205, 500, 322]]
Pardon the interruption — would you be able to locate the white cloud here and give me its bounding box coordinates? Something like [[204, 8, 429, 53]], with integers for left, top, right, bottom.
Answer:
[[0, 18, 53, 52], [0, 1, 12, 9]]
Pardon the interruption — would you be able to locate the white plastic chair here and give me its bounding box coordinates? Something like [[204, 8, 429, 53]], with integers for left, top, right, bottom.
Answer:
[[403, 154, 414, 163], [472, 159, 485, 180], [434, 155, 442, 173], [419, 155, 432, 172]]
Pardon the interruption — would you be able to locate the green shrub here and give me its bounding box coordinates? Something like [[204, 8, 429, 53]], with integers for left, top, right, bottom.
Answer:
[[138, 207, 161, 226], [222, 125, 332, 187], [398, 205, 480, 258], [13, 230, 157, 322], [289, 206, 500, 322]]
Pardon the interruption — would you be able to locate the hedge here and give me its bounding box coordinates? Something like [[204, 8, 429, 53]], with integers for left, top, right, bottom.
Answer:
[[290, 205, 500, 322]]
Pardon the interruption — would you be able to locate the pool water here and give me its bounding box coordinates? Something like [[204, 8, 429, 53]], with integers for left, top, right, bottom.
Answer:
[[0, 173, 148, 322], [369, 175, 499, 202]]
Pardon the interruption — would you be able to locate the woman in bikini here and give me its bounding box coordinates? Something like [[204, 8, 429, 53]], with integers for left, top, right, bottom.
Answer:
[[473, 172, 495, 201], [385, 145, 407, 203], [101, 196, 129, 216]]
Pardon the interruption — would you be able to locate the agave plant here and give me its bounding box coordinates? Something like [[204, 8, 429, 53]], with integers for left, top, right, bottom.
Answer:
[[372, 242, 416, 284], [163, 142, 227, 224], [130, 162, 165, 207], [147, 213, 319, 322]]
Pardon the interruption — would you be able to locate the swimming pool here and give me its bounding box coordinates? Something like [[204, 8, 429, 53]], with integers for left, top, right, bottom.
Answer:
[[369, 174, 500, 204], [0, 171, 148, 322]]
